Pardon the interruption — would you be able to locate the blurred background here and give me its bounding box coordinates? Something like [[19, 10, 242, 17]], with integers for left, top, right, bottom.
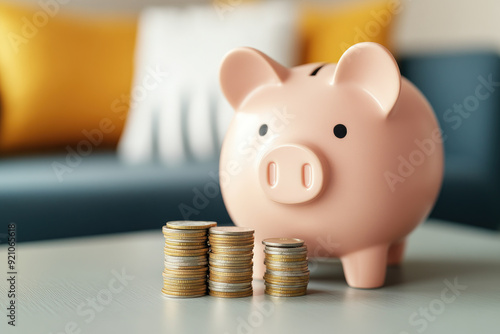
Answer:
[[0, 0, 498, 242]]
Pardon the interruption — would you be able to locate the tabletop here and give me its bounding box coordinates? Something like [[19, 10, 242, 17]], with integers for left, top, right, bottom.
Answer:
[[1, 219, 499, 334]]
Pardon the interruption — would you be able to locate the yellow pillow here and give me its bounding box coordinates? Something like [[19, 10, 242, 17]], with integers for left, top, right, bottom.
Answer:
[[0, 3, 136, 153], [299, 0, 399, 64]]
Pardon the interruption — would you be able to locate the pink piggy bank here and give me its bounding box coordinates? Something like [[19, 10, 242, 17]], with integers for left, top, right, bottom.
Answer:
[[218, 42, 444, 289]]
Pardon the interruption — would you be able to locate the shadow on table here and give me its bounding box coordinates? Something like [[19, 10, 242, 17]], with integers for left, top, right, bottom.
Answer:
[[309, 258, 499, 289]]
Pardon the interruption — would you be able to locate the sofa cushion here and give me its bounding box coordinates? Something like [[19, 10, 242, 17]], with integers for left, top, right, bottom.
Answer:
[[0, 3, 136, 154], [0, 153, 230, 241]]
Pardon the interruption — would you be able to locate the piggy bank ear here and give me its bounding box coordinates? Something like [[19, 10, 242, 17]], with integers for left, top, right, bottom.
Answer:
[[220, 47, 288, 110], [332, 42, 401, 117]]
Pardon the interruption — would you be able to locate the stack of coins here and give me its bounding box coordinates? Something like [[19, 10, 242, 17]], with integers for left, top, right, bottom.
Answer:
[[263, 238, 309, 297], [208, 227, 255, 298], [162, 221, 217, 298]]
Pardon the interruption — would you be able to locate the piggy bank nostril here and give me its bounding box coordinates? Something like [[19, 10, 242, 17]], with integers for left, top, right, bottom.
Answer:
[[268, 162, 277, 187], [302, 163, 312, 189]]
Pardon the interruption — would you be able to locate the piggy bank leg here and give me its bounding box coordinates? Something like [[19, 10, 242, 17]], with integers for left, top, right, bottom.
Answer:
[[387, 239, 406, 266], [340, 244, 389, 289], [252, 240, 266, 280]]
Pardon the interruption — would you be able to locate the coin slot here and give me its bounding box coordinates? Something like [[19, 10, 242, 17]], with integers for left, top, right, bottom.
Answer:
[[302, 163, 312, 189], [268, 162, 277, 187]]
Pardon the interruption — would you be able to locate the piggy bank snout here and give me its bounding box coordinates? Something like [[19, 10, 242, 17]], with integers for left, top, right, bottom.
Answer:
[[258, 144, 325, 204]]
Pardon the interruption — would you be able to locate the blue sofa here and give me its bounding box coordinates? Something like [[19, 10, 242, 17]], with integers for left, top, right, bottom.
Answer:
[[1, 51, 499, 242]]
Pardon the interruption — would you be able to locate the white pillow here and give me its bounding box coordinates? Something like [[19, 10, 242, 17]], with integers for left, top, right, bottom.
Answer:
[[118, 1, 298, 165]]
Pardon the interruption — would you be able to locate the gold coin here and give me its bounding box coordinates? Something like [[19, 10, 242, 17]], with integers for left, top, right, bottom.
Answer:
[[263, 276, 309, 283], [208, 271, 253, 276], [209, 262, 253, 269], [208, 275, 253, 283], [162, 293, 206, 298], [163, 277, 207, 284], [264, 277, 309, 284], [162, 283, 207, 289], [264, 290, 306, 297], [163, 235, 208, 242], [209, 242, 254, 248], [208, 290, 253, 298], [210, 248, 254, 254], [164, 248, 209, 256], [265, 266, 308, 272], [262, 238, 304, 248], [265, 285, 308, 291], [209, 253, 254, 260], [264, 255, 307, 262], [161, 289, 207, 297], [209, 243, 254, 248], [265, 282, 308, 289], [164, 269, 207, 275], [166, 221, 217, 230]]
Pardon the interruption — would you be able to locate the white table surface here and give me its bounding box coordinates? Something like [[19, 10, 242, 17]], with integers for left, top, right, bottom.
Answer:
[[1, 219, 499, 334]]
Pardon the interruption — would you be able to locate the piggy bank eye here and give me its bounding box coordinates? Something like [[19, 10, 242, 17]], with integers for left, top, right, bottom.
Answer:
[[259, 124, 268, 136], [333, 124, 347, 139]]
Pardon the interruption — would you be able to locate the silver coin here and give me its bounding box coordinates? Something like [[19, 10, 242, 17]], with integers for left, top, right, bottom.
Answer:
[[165, 261, 208, 267], [164, 262, 208, 267], [264, 246, 308, 254], [264, 260, 308, 268], [209, 226, 255, 236], [208, 285, 252, 292], [163, 226, 208, 234], [264, 282, 308, 288], [210, 246, 254, 251], [163, 274, 208, 280], [166, 221, 217, 230], [210, 260, 253, 266], [264, 252, 308, 258], [208, 280, 252, 287], [210, 266, 252, 273], [165, 265, 207, 276], [265, 268, 309, 273], [262, 238, 304, 248], [209, 258, 252, 264]]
